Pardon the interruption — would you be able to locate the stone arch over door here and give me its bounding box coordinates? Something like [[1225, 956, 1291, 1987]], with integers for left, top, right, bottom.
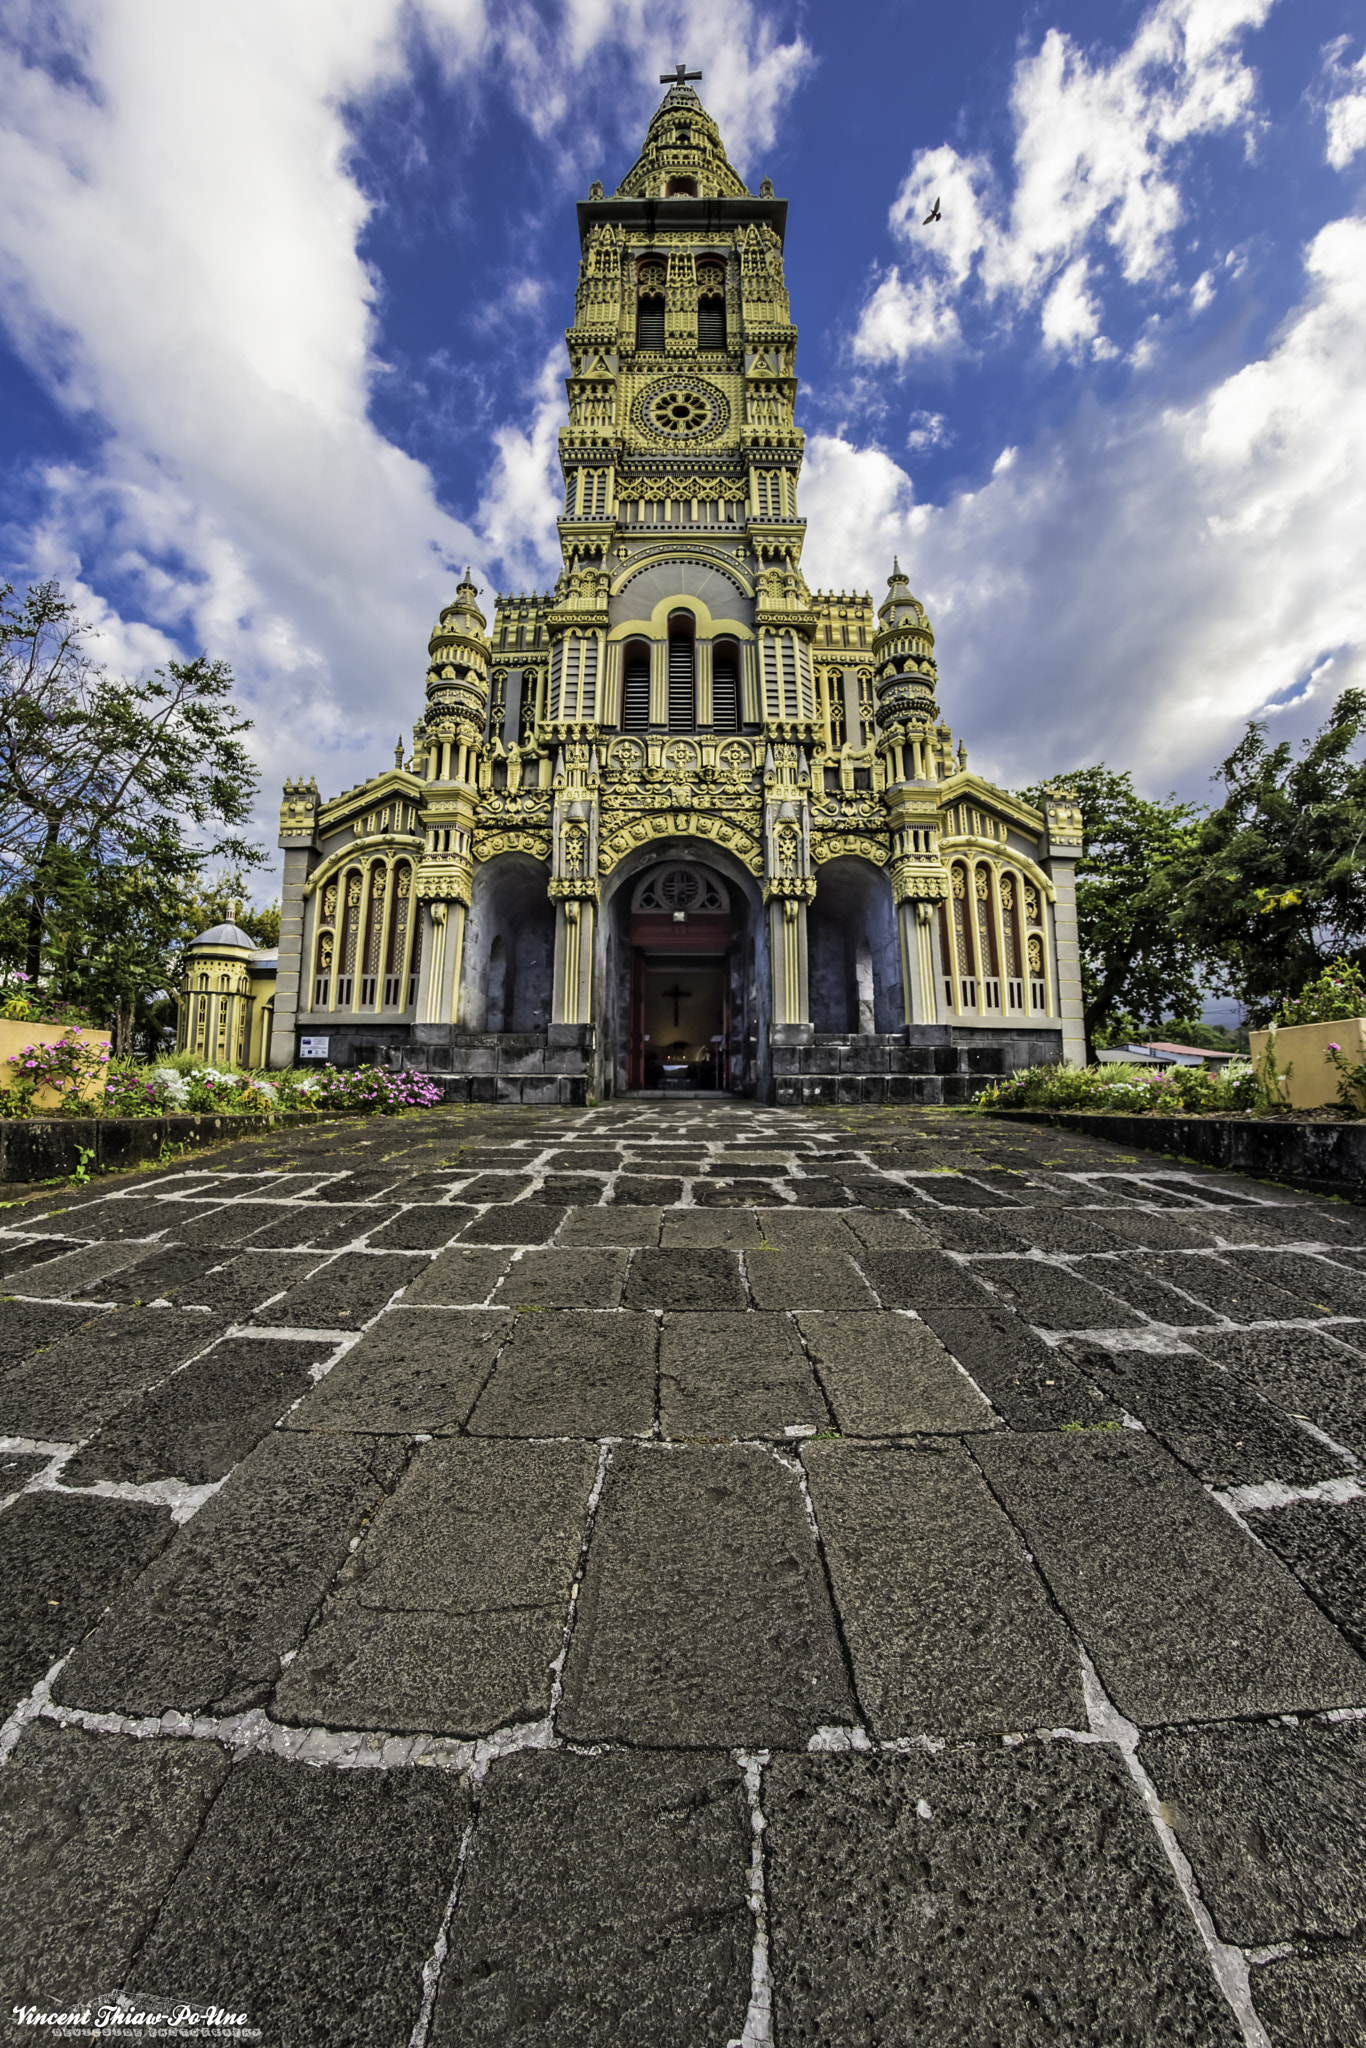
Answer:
[[808, 858, 901, 1035], [460, 855, 555, 1032]]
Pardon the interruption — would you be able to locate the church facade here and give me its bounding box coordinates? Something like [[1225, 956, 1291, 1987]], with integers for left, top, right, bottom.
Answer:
[[269, 72, 1086, 1104]]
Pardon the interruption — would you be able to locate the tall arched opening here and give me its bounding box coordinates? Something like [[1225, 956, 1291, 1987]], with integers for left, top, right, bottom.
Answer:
[[808, 857, 902, 1036]]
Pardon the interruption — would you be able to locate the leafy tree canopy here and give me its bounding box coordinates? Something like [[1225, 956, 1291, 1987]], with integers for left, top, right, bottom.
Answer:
[[1150, 689, 1366, 1026], [1016, 766, 1207, 1052]]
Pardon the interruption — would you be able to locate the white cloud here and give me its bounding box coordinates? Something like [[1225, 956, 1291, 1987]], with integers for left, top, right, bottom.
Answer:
[[1324, 38, 1366, 168], [906, 410, 951, 453], [854, 0, 1273, 367], [0, 0, 810, 870], [804, 213, 1366, 795]]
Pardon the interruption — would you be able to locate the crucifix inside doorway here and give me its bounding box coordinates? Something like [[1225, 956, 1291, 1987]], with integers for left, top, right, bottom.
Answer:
[[662, 981, 692, 1026]]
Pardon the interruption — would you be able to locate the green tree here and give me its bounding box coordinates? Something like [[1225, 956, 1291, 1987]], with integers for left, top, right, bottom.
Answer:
[[1152, 690, 1366, 1025], [1016, 766, 1207, 1054], [182, 871, 281, 949], [0, 579, 264, 1034]]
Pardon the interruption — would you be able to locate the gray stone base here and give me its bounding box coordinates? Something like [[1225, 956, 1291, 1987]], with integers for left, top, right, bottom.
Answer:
[[772, 1028, 1064, 1108], [392, 1026, 594, 1108]]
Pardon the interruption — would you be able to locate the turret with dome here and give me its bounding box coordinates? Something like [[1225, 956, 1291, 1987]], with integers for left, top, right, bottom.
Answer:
[[261, 69, 1084, 1098]]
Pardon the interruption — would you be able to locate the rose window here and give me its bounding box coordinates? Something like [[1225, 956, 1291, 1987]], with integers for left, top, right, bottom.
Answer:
[[651, 389, 709, 433]]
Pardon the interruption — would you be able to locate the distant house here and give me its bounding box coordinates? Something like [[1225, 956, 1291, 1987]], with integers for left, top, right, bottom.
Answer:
[[1095, 1039, 1239, 1069]]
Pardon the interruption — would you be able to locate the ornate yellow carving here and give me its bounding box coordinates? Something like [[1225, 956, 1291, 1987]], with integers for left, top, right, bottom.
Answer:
[[1027, 934, 1044, 971], [473, 831, 552, 864], [598, 811, 762, 874], [812, 832, 891, 866]]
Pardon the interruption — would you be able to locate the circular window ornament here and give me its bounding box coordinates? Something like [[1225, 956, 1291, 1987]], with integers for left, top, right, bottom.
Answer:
[[632, 863, 729, 913], [635, 377, 729, 441]]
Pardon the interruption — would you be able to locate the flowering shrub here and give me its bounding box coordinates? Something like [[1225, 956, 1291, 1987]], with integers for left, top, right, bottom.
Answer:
[[975, 1058, 1262, 1115], [0, 973, 95, 1029], [289, 1064, 445, 1114], [94, 1058, 442, 1120], [1275, 959, 1366, 1027], [4, 1029, 109, 1109]]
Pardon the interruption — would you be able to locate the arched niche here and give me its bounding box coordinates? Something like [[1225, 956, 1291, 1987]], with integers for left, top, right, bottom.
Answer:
[[808, 857, 901, 1035], [460, 854, 555, 1033]]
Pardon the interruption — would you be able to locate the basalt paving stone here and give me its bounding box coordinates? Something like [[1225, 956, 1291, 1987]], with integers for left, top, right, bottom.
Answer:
[[493, 1247, 628, 1309], [558, 1443, 854, 1747], [457, 1174, 538, 1203], [0, 1236, 83, 1283], [165, 1198, 317, 1248], [359, 1205, 472, 1250], [658, 1312, 828, 1439], [85, 1246, 317, 1316], [0, 1306, 227, 1440], [0, 1450, 49, 1492], [608, 1176, 684, 1206], [1147, 1175, 1262, 1207], [975, 1431, 1366, 1724], [691, 1178, 777, 1209], [6, 1240, 153, 1299], [921, 1307, 1123, 1430], [838, 1209, 940, 1250], [62, 1335, 331, 1486], [287, 1308, 511, 1435], [299, 1169, 414, 1203], [998, 1209, 1132, 1255], [1081, 1175, 1200, 1209], [243, 1201, 398, 1250], [252, 1250, 420, 1329], [920, 1210, 1023, 1254], [275, 1438, 597, 1734], [1074, 1257, 1226, 1327], [1065, 1342, 1346, 1488], [856, 1250, 998, 1313], [782, 1176, 854, 1207], [1083, 1208, 1224, 1252], [0, 1296, 104, 1364], [458, 1204, 568, 1246], [661, 1208, 765, 1248], [624, 1247, 748, 1311], [763, 1743, 1241, 2048], [469, 1311, 657, 1438], [1211, 1204, 1366, 1248], [796, 1312, 996, 1435], [803, 1440, 1081, 1736], [126, 1753, 466, 2048], [0, 1492, 173, 1707], [1246, 1496, 1366, 1657], [538, 1174, 612, 1205], [430, 1747, 752, 2048], [981, 1258, 1147, 1330], [0, 1721, 231, 2007], [394, 1246, 514, 1305], [1142, 1251, 1330, 1323], [53, 1431, 407, 1717], [41, 1196, 187, 1241], [1140, 1720, 1366, 1945], [541, 1149, 626, 1171], [557, 1204, 662, 1248], [752, 1209, 862, 1252], [746, 1245, 879, 1312], [1225, 1249, 1366, 1317], [907, 1175, 1025, 1209], [1250, 1950, 1366, 2048]]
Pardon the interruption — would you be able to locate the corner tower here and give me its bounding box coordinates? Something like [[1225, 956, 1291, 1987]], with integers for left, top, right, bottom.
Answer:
[[270, 70, 1085, 1098]]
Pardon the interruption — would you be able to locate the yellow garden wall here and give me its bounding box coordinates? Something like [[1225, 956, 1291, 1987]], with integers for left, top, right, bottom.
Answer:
[[0, 1020, 112, 1110], [1247, 1016, 1366, 1111]]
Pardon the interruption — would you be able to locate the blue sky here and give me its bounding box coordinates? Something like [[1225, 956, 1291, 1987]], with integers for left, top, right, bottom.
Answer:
[[2, 0, 1365, 930]]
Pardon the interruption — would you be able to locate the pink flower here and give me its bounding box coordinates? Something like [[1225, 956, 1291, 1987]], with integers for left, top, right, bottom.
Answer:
[[1329, 1042, 1342, 1053]]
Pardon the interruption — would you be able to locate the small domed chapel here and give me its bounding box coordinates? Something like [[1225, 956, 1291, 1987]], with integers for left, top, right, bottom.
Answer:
[[268, 70, 1086, 1103]]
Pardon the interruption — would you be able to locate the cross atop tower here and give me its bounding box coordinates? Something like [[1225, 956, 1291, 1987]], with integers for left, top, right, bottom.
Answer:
[[660, 62, 702, 85]]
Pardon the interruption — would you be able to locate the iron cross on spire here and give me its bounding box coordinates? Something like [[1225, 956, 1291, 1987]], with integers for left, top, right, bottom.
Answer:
[[660, 62, 702, 85]]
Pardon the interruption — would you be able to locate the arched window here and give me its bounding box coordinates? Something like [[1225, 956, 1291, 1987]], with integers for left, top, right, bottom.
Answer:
[[384, 864, 411, 1007], [620, 638, 651, 732], [710, 638, 741, 733], [667, 612, 696, 731], [697, 295, 726, 349], [335, 869, 362, 1007], [1000, 873, 1024, 1010], [665, 177, 697, 197], [636, 295, 665, 349], [360, 863, 386, 1006]]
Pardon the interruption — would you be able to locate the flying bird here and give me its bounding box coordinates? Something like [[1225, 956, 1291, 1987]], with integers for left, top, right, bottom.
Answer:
[[923, 196, 942, 225]]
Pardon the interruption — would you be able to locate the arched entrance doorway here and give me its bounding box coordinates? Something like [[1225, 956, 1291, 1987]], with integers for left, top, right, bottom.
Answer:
[[605, 856, 759, 1095]]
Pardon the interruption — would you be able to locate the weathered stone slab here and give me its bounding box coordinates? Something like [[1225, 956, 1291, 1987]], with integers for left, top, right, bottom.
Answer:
[[661, 1208, 764, 1248], [623, 1247, 748, 1310], [458, 1204, 568, 1244], [981, 1257, 1145, 1329], [362, 1205, 475, 1250], [1248, 1950, 1366, 2048], [4, 1242, 146, 1299], [251, 1250, 418, 1328], [127, 1754, 465, 2048], [659, 1312, 828, 1439], [0, 1296, 104, 1365], [1246, 1495, 1366, 1656], [1067, 1342, 1347, 1487], [922, 1307, 1120, 1429], [287, 1308, 511, 1434], [468, 1311, 656, 1437], [399, 1245, 513, 1304], [53, 1432, 405, 1716], [493, 1248, 628, 1309], [1190, 1325, 1366, 1459], [1145, 1252, 1326, 1322], [796, 1311, 994, 1434], [0, 1493, 173, 1707], [430, 1748, 750, 2047], [558, 1443, 853, 1747], [1140, 1720, 1366, 1945], [0, 1722, 229, 2006], [242, 1201, 394, 1250], [1074, 1257, 1225, 1325], [763, 1744, 1239, 2047], [803, 1440, 1080, 1736], [745, 1245, 878, 1311], [558, 1204, 662, 1247], [856, 1250, 997, 1311], [609, 1175, 684, 1206], [976, 1431, 1366, 1723], [275, 1438, 596, 1734], [0, 1306, 227, 1439]]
